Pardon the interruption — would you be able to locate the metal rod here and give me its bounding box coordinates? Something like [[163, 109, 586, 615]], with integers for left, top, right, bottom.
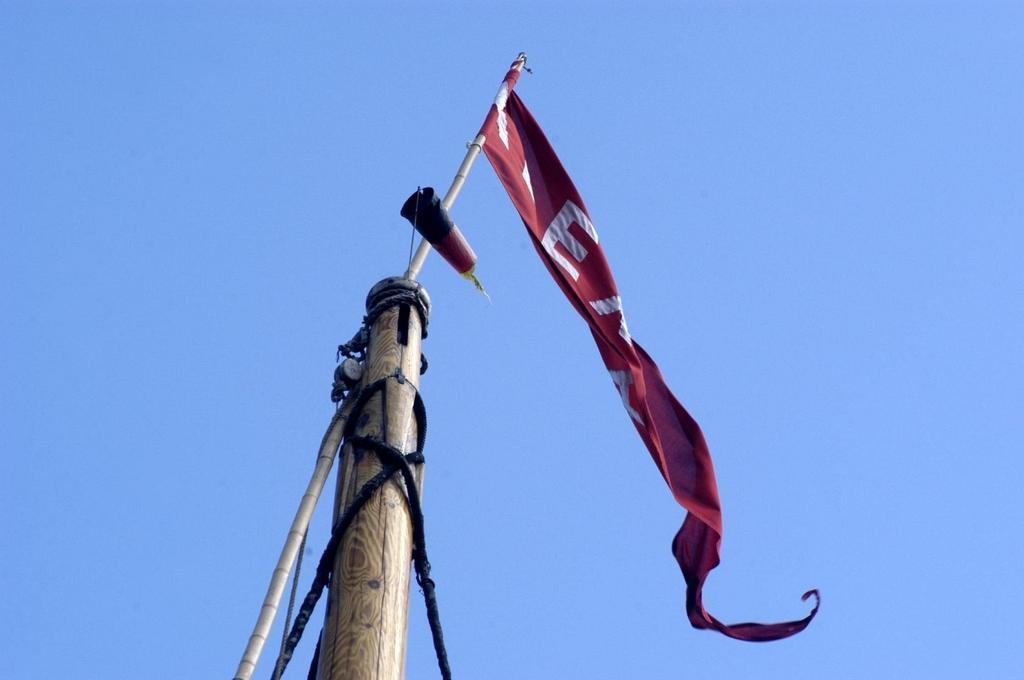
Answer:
[[232, 396, 357, 680], [404, 133, 486, 281]]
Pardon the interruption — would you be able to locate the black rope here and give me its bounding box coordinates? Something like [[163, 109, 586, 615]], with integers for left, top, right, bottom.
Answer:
[[347, 436, 450, 680], [340, 375, 427, 454], [305, 635, 321, 680], [407, 185, 421, 268], [272, 529, 306, 680], [364, 281, 430, 340], [275, 397, 355, 680], [334, 278, 430, 402], [271, 376, 448, 680], [273, 464, 403, 676]]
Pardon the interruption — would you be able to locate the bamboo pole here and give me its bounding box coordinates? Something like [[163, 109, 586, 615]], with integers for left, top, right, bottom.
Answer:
[[233, 396, 357, 680], [316, 280, 427, 680]]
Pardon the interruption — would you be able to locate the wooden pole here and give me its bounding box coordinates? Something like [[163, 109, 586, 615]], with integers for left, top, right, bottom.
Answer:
[[316, 278, 428, 680], [315, 51, 526, 678]]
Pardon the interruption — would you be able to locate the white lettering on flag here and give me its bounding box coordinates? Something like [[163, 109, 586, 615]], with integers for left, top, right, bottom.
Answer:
[[522, 162, 535, 202], [589, 295, 633, 345], [494, 83, 511, 149], [609, 370, 643, 424], [541, 200, 599, 281]]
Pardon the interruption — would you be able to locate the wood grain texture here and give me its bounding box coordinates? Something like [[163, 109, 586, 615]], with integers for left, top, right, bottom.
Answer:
[[317, 302, 424, 680]]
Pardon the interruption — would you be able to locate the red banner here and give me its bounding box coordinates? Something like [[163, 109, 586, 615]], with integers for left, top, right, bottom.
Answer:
[[478, 57, 818, 641]]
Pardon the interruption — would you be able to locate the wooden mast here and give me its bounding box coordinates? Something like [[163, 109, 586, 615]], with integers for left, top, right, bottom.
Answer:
[[230, 51, 528, 680], [316, 279, 428, 680], [316, 52, 527, 680]]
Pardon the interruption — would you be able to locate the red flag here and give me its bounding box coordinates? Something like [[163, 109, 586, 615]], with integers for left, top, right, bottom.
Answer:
[[478, 56, 818, 641]]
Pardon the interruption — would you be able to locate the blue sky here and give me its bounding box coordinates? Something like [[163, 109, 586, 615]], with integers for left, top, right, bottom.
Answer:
[[2, 2, 1022, 679]]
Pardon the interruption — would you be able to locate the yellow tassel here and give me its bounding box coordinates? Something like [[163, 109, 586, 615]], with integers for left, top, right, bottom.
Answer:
[[460, 266, 491, 302]]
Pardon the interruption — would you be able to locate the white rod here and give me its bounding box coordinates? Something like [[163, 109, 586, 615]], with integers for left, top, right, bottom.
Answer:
[[232, 398, 356, 680], [404, 51, 529, 282], [442, 134, 487, 214], [404, 133, 486, 281]]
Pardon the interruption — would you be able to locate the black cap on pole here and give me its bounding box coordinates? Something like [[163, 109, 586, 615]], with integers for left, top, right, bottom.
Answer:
[[401, 188, 453, 245]]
